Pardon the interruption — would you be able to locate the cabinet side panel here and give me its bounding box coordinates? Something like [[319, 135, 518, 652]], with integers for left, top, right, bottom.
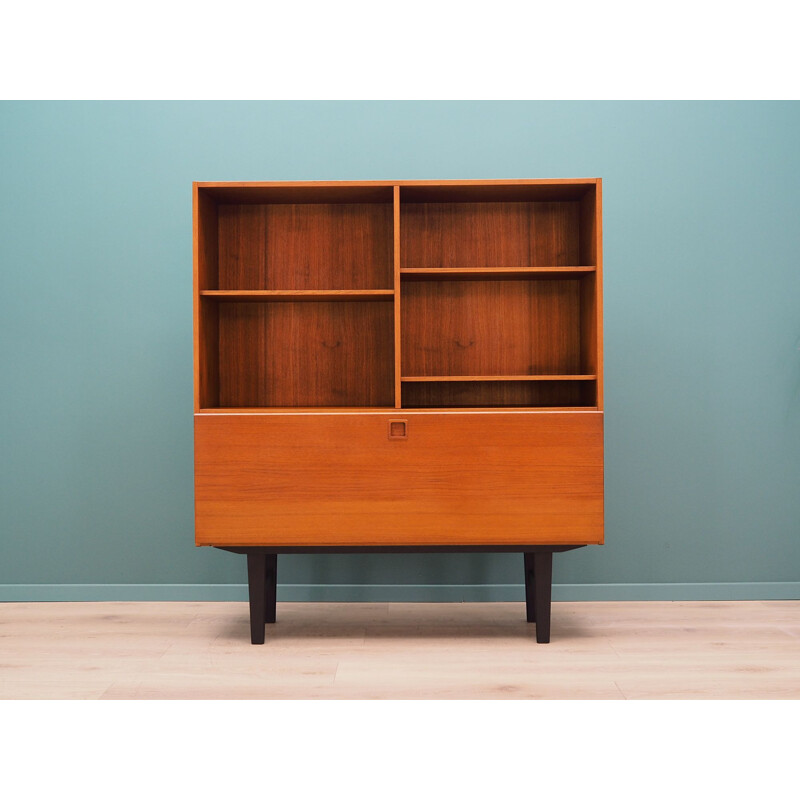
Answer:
[[595, 181, 604, 409], [195, 412, 603, 546], [578, 184, 601, 403], [578, 189, 597, 267], [195, 188, 220, 409], [579, 274, 597, 378]]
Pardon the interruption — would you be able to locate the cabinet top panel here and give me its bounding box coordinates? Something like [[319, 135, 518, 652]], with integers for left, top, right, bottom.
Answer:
[[195, 179, 601, 205]]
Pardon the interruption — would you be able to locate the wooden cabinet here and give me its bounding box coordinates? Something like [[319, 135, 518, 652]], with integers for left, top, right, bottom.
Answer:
[[194, 180, 604, 643]]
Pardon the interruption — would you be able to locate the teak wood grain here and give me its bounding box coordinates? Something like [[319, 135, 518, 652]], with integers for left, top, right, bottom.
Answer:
[[194, 186, 220, 410], [401, 279, 582, 377], [193, 179, 603, 551], [400, 267, 596, 281], [217, 301, 394, 407], [201, 290, 393, 302], [400, 202, 585, 269], [401, 380, 596, 408], [400, 375, 596, 382], [197, 407, 598, 414], [393, 185, 402, 408], [194, 179, 602, 413], [217, 203, 393, 290], [198, 179, 598, 202], [194, 412, 604, 546], [594, 180, 604, 409]]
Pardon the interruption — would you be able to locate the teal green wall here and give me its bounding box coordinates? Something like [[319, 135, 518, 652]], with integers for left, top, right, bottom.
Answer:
[[1, 101, 799, 601]]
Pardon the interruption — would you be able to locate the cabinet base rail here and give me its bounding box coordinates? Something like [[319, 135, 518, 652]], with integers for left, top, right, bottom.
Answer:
[[217, 545, 585, 645]]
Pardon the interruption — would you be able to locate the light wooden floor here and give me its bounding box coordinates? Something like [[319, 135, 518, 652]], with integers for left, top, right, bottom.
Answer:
[[1, 600, 798, 699]]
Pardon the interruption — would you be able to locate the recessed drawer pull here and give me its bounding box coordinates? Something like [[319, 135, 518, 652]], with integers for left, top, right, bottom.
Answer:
[[388, 420, 408, 440]]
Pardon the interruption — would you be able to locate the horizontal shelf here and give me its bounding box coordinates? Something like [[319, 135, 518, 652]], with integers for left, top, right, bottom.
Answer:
[[198, 407, 397, 413], [197, 406, 599, 414], [400, 267, 596, 281], [401, 375, 597, 382], [201, 290, 394, 302]]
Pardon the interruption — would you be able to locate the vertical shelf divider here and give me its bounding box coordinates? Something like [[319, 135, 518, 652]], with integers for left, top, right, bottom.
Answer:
[[393, 185, 402, 408]]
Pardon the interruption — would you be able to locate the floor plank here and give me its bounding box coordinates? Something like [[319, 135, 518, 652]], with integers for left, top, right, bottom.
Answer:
[[1, 601, 798, 699]]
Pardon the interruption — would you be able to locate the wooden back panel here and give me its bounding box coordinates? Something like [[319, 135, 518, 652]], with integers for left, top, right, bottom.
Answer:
[[217, 203, 393, 290], [401, 278, 582, 377], [217, 301, 394, 407], [400, 201, 583, 269]]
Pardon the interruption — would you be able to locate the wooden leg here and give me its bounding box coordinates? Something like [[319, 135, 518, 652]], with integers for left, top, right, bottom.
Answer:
[[265, 553, 277, 624], [247, 552, 267, 644], [523, 552, 536, 623], [533, 550, 553, 644]]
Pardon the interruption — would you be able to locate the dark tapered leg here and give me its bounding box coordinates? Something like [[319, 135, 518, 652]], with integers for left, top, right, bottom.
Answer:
[[264, 553, 277, 624], [533, 550, 553, 643], [247, 552, 267, 644], [523, 552, 536, 623]]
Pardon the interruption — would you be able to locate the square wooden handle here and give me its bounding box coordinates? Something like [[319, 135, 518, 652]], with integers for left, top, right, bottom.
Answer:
[[388, 420, 407, 440]]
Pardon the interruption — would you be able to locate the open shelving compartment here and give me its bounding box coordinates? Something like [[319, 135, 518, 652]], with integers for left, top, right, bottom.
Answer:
[[400, 274, 598, 408], [195, 180, 601, 412], [398, 181, 601, 409], [195, 184, 396, 409]]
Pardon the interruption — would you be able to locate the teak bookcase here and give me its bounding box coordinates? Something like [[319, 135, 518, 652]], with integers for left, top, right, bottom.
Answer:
[[193, 180, 604, 643]]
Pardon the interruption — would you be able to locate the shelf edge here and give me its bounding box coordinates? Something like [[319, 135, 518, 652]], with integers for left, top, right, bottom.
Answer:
[[401, 375, 597, 382]]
